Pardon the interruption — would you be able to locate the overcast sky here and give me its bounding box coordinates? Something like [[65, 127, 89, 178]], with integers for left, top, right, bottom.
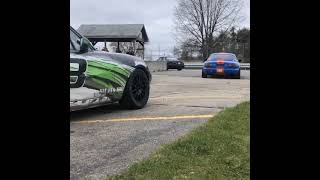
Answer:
[[71, 0, 249, 57]]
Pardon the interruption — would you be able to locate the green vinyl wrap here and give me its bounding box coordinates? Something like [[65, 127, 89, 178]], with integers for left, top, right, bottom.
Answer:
[[84, 59, 134, 99]]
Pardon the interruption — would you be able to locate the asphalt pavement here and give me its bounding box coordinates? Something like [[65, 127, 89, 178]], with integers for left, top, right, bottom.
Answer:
[[70, 69, 250, 180]]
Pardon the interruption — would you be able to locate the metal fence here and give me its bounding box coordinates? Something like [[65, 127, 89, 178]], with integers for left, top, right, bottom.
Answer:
[[184, 63, 250, 70]]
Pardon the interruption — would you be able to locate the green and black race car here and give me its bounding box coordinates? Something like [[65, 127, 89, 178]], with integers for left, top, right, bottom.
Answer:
[[70, 26, 151, 111]]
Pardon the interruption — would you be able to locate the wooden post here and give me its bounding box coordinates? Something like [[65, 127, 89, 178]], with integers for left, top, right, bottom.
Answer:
[[133, 40, 136, 54], [142, 42, 144, 60]]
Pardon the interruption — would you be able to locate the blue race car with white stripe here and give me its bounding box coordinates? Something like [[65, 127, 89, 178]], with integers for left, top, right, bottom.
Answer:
[[202, 53, 241, 79]]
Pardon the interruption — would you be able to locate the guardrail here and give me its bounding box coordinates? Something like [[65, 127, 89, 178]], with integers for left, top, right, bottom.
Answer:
[[240, 63, 250, 70], [184, 63, 250, 70]]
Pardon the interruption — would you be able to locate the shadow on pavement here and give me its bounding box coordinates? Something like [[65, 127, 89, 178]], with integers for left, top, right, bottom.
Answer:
[[70, 103, 123, 122]]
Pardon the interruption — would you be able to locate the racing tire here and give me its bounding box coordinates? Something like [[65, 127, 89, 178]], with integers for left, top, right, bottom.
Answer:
[[120, 69, 150, 109], [234, 71, 241, 79], [177, 68, 182, 71], [202, 71, 207, 78]]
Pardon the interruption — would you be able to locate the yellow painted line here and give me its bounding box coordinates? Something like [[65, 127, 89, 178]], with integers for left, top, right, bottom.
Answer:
[[72, 114, 213, 124]]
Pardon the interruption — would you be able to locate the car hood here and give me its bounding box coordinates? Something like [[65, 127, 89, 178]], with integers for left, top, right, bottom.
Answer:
[[85, 51, 147, 68]]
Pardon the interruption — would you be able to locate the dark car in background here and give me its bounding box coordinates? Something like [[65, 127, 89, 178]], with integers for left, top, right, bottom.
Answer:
[[202, 53, 241, 79], [158, 56, 184, 71]]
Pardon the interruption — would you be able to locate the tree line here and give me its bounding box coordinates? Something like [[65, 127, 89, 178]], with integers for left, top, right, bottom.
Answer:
[[173, 0, 250, 62], [174, 27, 250, 62]]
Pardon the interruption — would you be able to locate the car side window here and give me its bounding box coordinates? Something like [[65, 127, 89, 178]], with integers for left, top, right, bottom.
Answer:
[[70, 30, 80, 51]]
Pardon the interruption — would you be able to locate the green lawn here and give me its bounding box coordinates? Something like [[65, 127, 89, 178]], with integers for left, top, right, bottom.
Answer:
[[107, 101, 250, 180]]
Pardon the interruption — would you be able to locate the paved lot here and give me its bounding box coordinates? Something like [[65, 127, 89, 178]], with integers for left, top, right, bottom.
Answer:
[[70, 69, 250, 180]]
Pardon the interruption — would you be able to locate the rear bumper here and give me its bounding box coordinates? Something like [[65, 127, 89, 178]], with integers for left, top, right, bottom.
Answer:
[[202, 67, 240, 76]]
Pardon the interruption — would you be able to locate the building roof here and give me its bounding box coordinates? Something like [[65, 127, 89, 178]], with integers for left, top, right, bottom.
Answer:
[[77, 24, 149, 43]]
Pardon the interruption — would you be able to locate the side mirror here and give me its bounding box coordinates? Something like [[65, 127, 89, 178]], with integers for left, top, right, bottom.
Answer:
[[238, 59, 242, 63], [79, 38, 90, 53]]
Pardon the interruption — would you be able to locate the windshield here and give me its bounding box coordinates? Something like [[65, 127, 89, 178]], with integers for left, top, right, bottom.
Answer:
[[70, 29, 81, 51], [70, 26, 96, 52], [209, 54, 236, 61]]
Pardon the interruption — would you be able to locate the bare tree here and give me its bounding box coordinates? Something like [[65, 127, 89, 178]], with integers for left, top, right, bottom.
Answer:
[[174, 0, 243, 59]]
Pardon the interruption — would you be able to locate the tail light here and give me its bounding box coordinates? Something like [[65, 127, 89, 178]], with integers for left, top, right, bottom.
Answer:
[[217, 59, 224, 64]]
